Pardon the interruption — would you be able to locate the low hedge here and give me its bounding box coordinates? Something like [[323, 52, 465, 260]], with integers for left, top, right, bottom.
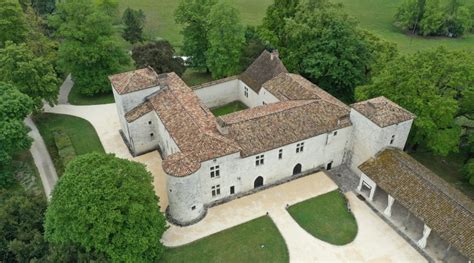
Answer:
[[53, 129, 76, 168]]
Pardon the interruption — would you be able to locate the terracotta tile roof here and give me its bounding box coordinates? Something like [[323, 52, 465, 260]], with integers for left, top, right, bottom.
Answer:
[[139, 72, 240, 177], [192, 75, 239, 90], [125, 101, 152, 122], [359, 149, 474, 259], [351, 96, 415, 127], [239, 50, 288, 93], [220, 99, 351, 157], [108, 67, 161, 94]]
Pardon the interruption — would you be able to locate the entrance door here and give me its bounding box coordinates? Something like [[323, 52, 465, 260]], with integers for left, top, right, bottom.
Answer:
[[293, 163, 302, 175], [326, 161, 333, 170], [254, 176, 263, 188]]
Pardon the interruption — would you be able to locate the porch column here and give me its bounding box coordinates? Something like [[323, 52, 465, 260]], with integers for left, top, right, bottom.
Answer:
[[416, 224, 431, 249], [383, 195, 395, 217], [369, 184, 376, 201]]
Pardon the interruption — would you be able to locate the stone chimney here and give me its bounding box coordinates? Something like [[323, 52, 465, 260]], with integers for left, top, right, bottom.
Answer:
[[270, 49, 279, 60], [367, 101, 377, 116], [215, 117, 229, 135]]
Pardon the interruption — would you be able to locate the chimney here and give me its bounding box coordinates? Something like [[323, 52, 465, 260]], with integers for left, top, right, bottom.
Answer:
[[270, 49, 279, 60], [367, 101, 377, 116], [215, 117, 229, 135]]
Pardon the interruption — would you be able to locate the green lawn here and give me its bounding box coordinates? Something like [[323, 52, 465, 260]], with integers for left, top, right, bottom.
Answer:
[[162, 216, 289, 263], [181, 68, 213, 86], [211, 101, 248, 116], [68, 85, 115, 105], [409, 148, 474, 199], [117, 0, 473, 54], [33, 113, 105, 176], [288, 190, 358, 245]]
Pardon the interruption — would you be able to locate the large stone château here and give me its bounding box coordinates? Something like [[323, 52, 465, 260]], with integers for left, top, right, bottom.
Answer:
[[109, 51, 473, 260]]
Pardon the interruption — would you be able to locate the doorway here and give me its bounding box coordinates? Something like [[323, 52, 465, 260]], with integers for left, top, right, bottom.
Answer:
[[254, 176, 263, 188], [326, 161, 333, 170], [293, 163, 302, 175]]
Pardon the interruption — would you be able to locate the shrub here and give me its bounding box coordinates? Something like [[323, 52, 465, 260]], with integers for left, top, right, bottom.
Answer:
[[53, 129, 76, 168]]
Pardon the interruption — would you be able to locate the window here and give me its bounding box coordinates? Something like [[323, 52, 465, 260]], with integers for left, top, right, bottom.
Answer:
[[278, 149, 283, 159], [255, 154, 264, 166], [211, 185, 221, 197], [150, 133, 154, 137], [191, 205, 196, 210], [210, 165, 220, 178], [263, 101, 266, 105], [148, 121, 152, 125], [390, 135, 395, 145], [244, 86, 249, 97], [333, 131, 338, 136], [296, 142, 304, 153], [230, 186, 235, 194]]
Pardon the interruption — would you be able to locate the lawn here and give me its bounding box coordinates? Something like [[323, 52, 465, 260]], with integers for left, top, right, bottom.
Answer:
[[181, 68, 213, 86], [33, 113, 105, 176], [117, 0, 473, 54], [162, 216, 289, 263], [211, 101, 248, 116], [68, 85, 115, 105], [409, 148, 474, 199], [288, 190, 358, 245]]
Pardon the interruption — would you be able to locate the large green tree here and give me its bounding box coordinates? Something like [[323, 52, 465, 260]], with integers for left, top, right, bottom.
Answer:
[[356, 47, 474, 156], [206, 3, 245, 79], [240, 26, 267, 70], [175, 0, 217, 69], [269, 0, 391, 102], [132, 40, 185, 76], [0, 41, 59, 110], [122, 7, 146, 44], [44, 153, 168, 262], [259, 0, 300, 48], [0, 82, 33, 186], [0, 0, 28, 46], [50, 0, 128, 95]]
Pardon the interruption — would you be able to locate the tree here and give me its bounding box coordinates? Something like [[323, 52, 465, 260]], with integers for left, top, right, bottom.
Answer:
[[50, 0, 128, 95], [0, 0, 28, 46], [122, 7, 146, 44], [44, 153, 168, 262], [206, 3, 245, 79], [260, 0, 300, 48], [274, 0, 383, 102], [240, 26, 267, 70], [132, 40, 185, 76], [175, 0, 217, 68], [30, 0, 56, 16], [0, 189, 49, 262], [356, 47, 474, 156], [463, 159, 474, 185], [0, 82, 33, 186], [0, 41, 59, 110], [96, 0, 119, 18]]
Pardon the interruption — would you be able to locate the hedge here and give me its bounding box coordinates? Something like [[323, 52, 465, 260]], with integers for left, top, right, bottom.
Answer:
[[53, 129, 76, 168]]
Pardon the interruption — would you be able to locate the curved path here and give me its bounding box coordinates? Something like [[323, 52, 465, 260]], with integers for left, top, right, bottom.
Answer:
[[43, 103, 425, 262], [25, 117, 58, 199]]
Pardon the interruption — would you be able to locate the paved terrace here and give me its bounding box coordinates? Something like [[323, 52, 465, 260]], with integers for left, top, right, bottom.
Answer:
[[45, 103, 425, 262]]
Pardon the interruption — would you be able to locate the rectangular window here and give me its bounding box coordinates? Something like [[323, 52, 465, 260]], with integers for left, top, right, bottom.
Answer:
[[390, 135, 395, 145], [333, 131, 338, 136], [211, 185, 221, 197], [230, 186, 235, 194], [296, 142, 304, 153], [244, 86, 249, 98], [210, 165, 220, 178], [278, 149, 283, 159], [255, 154, 264, 166]]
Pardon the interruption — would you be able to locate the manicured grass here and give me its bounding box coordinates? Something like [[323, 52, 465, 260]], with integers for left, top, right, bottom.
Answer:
[[181, 68, 213, 86], [33, 113, 105, 176], [288, 190, 358, 245], [211, 101, 248, 116], [161, 216, 289, 263], [68, 85, 115, 105], [117, 0, 473, 54], [409, 148, 474, 199]]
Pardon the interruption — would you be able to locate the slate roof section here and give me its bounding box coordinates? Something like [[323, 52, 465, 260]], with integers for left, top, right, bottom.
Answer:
[[359, 149, 474, 259], [351, 96, 415, 127], [220, 99, 351, 157], [239, 50, 288, 93], [109, 67, 161, 95]]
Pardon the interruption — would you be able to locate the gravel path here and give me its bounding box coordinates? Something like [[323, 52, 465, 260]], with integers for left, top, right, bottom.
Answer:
[[58, 74, 73, 104]]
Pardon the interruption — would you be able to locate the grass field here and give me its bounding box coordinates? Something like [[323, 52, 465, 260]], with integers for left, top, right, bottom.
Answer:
[[288, 190, 358, 245], [68, 85, 116, 105], [162, 216, 289, 263], [33, 113, 105, 176], [117, 0, 473, 54], [211, 101, 248, 116]]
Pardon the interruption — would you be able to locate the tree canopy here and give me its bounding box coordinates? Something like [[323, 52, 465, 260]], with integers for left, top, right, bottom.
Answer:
[[356, 47, 473, 156], [44, 153, 167, 262], [262, 0, 394, 102], [260, 0, 300, 48], [0, 41, 59, 110], [50, 0, 128, 95], [0, 0, 28, 47], [206, 3, 245, 79], [132, 40, 185, 76], [122, 7, 146, 44], [175, 0, 217, 68]]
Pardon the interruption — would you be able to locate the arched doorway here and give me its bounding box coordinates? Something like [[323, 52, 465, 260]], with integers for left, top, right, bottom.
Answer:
[[254, 176, 263, 188], [293, 163, 302, 175]]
